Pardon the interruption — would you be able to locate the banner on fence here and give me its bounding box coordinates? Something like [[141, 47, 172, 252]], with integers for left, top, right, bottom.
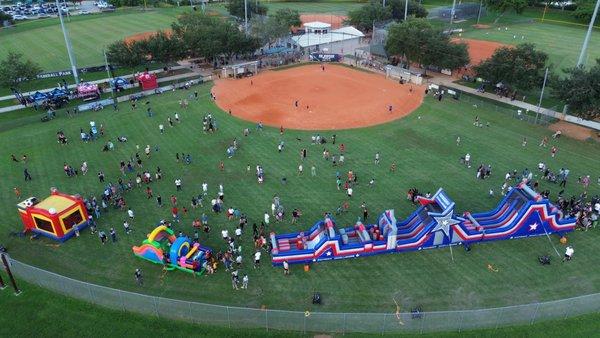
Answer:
[[309, 53, 342, 62]]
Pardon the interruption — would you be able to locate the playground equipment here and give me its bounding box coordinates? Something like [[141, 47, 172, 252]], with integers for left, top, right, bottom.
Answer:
[[270, 183, 576, 265], [132, 225, 212, 275], [17, 188, 89, 242]]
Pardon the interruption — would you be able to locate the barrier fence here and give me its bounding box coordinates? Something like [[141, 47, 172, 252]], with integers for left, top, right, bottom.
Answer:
[[6, 258, 600, 333]]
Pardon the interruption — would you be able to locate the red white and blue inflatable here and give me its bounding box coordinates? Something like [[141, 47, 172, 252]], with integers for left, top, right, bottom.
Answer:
[[270, 183, 575, 266]]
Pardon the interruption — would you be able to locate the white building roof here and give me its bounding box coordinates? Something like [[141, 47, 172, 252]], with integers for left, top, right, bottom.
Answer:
[[291, 26, 365, 48], [304, 21, 331, 29]]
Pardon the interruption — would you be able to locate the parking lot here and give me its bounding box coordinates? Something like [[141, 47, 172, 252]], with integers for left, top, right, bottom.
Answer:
[[1, 1, 114, 21]]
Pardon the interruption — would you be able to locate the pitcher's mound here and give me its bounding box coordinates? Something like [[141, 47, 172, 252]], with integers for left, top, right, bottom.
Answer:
[[212, 64, 424, 130]]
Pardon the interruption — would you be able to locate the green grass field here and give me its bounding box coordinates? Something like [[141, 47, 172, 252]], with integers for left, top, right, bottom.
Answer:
[[2, 277, 600, 337], [1, 65, 599, 316], [0, 8, 185, 71]]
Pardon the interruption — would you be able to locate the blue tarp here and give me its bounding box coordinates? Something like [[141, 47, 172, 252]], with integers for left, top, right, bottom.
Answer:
[[48, 88, 68, 99], [111, 77, 128, 88], [30, 91, 48, 102]]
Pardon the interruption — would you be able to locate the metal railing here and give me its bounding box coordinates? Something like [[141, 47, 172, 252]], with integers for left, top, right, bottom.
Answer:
[[6, 258, 600, 333]]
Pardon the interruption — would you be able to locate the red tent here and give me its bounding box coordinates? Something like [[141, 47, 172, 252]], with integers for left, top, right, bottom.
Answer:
[[137, 72, 158, 90]]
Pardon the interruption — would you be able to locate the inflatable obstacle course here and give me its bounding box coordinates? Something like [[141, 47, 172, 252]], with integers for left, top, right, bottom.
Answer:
[[271, 184, 575, 265]]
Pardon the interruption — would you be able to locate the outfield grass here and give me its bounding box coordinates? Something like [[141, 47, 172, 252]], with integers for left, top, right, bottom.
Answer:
[[2, 276, 600, 336], [0, 8, 185, 71], [0, 66, 599, 315], [458, 10, 600, 72]]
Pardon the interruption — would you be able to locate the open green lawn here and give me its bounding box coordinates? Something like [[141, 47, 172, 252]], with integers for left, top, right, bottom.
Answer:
[[457, 9, 600, 72], [0, 65, 599, 317], [2, 277, 600, 336], [0, 8, 185, 71]]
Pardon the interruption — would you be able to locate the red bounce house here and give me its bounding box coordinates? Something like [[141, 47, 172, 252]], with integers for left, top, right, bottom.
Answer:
[[137, 72, 158, 90], [17, 188, 90, 242]]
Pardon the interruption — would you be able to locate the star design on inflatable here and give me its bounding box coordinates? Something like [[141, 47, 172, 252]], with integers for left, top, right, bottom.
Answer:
[[326, 251, 332, 256], [529, 223, 538, 231], [432, 210, 461, 238]]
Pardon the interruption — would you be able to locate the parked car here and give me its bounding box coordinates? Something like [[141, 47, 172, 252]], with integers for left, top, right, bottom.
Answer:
[[78, 10, 90, 15], [12, 14, 28, 20]]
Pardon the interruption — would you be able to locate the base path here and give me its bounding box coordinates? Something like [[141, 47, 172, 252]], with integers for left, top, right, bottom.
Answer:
[[212, 64, 424, 130]]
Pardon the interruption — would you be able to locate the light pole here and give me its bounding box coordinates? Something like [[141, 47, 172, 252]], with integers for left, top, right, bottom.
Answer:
[[56, 0, 79, 85], [450, 0, 457, 25], [476, 0, 483, 25], [404, 0, 408, 21], [244, 0, 248, 33], [577, 0, 600, 67], [535, 68, 549, 124]]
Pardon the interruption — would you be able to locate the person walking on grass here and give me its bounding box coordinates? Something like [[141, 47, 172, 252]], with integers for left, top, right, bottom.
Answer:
[[242, 274, 249, 289], [134, 268, 143, 286], [283, 260, 290, 275], [254, 250, 261, 269], [110, 228, 117, 243], [123, 220, 131, 234], [374, 152, 380, 165], [311, 165, 316, 177]]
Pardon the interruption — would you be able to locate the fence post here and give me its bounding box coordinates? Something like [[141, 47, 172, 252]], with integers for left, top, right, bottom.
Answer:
[[458, 311, 463, 333], [564, 298, 574, 319], [303, 313, 306, 335], [87, 283, 94, 303], [119, 290, 126, 312], [265, 309, 268, 332], [381, 313, 387, 335], [343, 313, 347, 335], [419, 312, 425, 334], [530, 303, 540, 325], [188, 301, 193, 322], [227, 306, 231, 328], [154, 297, 159, 318]]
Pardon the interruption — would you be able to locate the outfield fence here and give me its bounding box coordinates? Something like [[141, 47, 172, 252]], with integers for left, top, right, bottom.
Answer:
[[6, 257, 600, 333]]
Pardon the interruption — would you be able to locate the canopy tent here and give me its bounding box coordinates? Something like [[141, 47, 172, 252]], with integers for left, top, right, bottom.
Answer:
[[29, 91, 49, 103], [48, 88, 69, 99], [110, 77, 129, 91], [77, 83, 100, 99], [137, 72, 158, 91]]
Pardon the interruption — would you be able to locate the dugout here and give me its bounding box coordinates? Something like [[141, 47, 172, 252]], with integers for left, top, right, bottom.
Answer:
[[221, 61, 258, 79]]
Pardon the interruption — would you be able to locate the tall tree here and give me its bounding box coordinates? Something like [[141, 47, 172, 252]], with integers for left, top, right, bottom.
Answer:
[[227, 0, 268, 20], [0, 52, 42, 89], [573, 0, 600, 23], [484, 0, 528, 14], [272, 8, 301, 28], [387, 0, 428, 20], [552, 59, 600, 120], [142, 31, 185, 64], [474, 43, 549, 91], [251, 16, 289, 46], [346, 2, 392, 32], [386, 19, 469, 73], [106, 40, 146, 68]]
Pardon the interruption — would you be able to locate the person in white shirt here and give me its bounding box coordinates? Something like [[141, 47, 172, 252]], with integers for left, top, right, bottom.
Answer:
[[127, 208, 134, 219], [347, 187, 353, 198], [264, 212, 270, 225], [254, 251, 261, 268], [235, 227, 242, 238], [283, 260, 290, 275], [563, 246, 574, 262], [202, 182, 208, 195], [221, 229, 229, 240], [242, 274, 249, 289]]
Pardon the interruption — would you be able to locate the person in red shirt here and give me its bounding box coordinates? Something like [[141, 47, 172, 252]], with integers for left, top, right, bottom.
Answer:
[[172, 206, 179, 223], [339, 143, 345, 153], [280, 126, 284, 135], [170, 194, 177, 206], [146, 186, 153, 199]]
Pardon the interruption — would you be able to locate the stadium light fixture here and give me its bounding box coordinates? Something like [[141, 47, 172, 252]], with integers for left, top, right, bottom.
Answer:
[[56, 0, 79, 85], [577, 0, 600, 67]]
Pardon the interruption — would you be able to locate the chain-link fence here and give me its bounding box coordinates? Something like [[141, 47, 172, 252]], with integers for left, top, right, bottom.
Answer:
[[6, 257, 600, 333]]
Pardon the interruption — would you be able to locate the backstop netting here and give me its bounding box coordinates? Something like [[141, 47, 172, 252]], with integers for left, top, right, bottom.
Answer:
[[428, 3, 486, 22]]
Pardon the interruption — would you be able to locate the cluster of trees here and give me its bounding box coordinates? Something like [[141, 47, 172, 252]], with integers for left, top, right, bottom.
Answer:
[[107, 12, 259, 68], [347, 0, 428, 32], [227, 0, 268, 19], [385, 19, 470, 74], [0, 52, 42, 89], [473, 43, 599, 119], [552, 59, 600, 120], [251, 8, 301, 46]]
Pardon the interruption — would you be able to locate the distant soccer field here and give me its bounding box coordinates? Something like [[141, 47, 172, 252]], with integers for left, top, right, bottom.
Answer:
[[0, 9, 183, 71]]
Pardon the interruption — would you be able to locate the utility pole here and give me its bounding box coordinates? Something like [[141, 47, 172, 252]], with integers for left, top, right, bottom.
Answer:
[[535, 68, 549, 124], [383, 0, 386, 7], [577, 0, 600, 67], [104, 49, 117, 107], [56, 0, 79, 85], [404, 0, 408, 21], [244, 0, 248, 33], [450, 0, 457, 25], [476, 0, 483, 25]]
